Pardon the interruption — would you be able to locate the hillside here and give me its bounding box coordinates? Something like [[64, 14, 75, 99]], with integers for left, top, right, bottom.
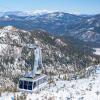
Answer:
[[0, 65, 100, 100], [0, 26, 99, 90]]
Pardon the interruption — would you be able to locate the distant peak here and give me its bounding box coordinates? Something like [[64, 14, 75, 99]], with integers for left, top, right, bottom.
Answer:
[[3, 26, 16, 31]]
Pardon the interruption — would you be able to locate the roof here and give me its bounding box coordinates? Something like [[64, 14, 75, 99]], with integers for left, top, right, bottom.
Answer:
[[19, 74, 47, 82]]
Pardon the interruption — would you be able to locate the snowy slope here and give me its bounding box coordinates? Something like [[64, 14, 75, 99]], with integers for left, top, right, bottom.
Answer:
[[0, 65, 100, 100], [94, 48, 100, 56], [26, 68, 100, 100]]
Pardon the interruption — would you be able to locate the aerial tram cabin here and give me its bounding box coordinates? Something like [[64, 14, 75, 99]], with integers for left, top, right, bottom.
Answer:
[[18, 44, 48, 92], [18, 74, 48, 92]]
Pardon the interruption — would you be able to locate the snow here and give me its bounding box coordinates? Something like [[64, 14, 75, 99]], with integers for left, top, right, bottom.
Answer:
[[31, 10, 51, 15], [4, 16, 10, 19], [93, 48, 100, 56], [11, 10, 50, 16], [0, 10, 58, 17], [0, 44, 7, 53], [26, 69, 100, 100], [0, 93, 14, 100], [3, 26, 15, 31], [87, 18, 95, 24]]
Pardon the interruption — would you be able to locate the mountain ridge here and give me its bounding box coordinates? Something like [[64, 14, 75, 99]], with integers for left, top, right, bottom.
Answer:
[[0, 11, 100, 44]]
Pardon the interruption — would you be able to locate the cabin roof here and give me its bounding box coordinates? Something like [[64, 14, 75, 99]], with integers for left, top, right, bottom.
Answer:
[[19, 74, 47, 82]]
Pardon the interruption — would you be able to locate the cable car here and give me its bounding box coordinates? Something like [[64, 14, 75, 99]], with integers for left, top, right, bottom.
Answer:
[[18, 74, 48, 93], [18, 44, 48, 92]]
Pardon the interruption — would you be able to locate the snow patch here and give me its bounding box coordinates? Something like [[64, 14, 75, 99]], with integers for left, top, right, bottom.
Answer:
[[93, 48, 100, 56], [3, 26, 16, 31]]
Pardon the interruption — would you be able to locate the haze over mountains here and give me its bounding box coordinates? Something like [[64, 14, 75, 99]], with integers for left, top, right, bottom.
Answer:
[[0, 11, 100, 45]]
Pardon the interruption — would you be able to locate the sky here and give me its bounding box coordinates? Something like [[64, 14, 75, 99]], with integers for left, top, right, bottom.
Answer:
[[0, 0, 100, 14]]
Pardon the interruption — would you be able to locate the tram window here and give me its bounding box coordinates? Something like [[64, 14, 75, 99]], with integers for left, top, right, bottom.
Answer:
[[19, 80, 23, 89], [38, 80, 41, 85], [37, 80, 39, 85], [24, 81, 28, 89], [33, 82, 36, 88], [39, 80, 41, 85], [28, 82, 32, 90]]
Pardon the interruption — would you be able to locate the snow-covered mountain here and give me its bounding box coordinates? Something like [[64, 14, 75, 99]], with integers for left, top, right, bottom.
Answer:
[[0, 26, 98, 90], [0, 10, 54, 17], [0, 11, 100, 44]]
